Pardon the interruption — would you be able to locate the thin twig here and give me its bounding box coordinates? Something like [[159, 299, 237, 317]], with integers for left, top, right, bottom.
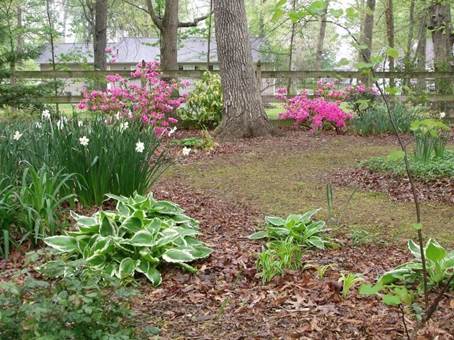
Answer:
[[399, 305, 411, 340]]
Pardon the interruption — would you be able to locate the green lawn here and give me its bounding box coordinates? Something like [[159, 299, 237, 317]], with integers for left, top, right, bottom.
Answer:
[[165, 134, 454, 245]]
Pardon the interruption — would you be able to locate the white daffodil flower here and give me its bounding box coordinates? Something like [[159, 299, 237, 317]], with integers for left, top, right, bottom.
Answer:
[[42, 109, 51, 120], [440, 112, 446, 119], [78, 120, 84, 127], [135, 140, 145, 153], [79, 136, 89, 146], [13, 131, 23, 141], [168, 126, 177, 137], [119, 121, 129, 132]]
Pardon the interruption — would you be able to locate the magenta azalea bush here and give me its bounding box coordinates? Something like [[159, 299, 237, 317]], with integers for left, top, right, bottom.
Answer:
[[277, 80, 378, 132], [78, 61, 187, 136]]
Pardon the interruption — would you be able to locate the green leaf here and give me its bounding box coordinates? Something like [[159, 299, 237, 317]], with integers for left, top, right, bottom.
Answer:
[[425, 239, 447, 262], [412, 223, 423, 231], [265, 216, 286, 226], [99, 212, 117, 236], [129, 230, 156, 247], [120, 216, 143, 234], [248, 230, 268, 240], [383, 294, 401, 306], [162, 249, 195, 263], [44, 235, 78, 252], [136, 261, 162, 286], [119, 257, 137, 279], [386, 47, 399, 59], [359, 283, 382, 296]]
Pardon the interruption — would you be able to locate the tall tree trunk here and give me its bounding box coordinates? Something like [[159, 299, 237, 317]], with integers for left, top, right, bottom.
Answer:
[[315, 0, 330, 70], [93, 0, 107, 71], [287, 0, 297, 94], [385, 0, 395, 86], [429, 0, 452, 95], [160, 0, 179, 71], [213, 0, 275, 139], [206, 0, 213, 69], [415, 3, 427, 91], [46, 0, 60, 114], [360, 0, 375, 63]]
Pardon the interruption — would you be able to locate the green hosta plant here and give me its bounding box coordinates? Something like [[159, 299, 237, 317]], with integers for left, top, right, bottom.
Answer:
[[44, 193, 213, 286], [360, 239, 454, 304], [249, 209, 331, 249], [378, 239, 454, 290]]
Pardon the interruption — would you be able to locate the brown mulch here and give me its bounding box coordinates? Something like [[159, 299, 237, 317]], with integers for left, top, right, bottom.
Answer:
[[331, 168, 454, 204], [130, 179, 454, 339]]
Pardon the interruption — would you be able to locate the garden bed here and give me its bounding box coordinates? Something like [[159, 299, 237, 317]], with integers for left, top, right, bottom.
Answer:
[[131, 180, 454, 338], [331, 168, 454, 204]]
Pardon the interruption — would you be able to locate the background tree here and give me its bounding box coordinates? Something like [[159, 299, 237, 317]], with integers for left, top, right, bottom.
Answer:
[[213, 0, 275, 139], [94, 0, 107, 71]]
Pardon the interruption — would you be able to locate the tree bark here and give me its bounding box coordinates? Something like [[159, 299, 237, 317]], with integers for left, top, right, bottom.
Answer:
[[287, 0, 297, 94], [415, 2, 427, 90], [315, 0, 330, 70], [94, 0, 108, 71], [213, 0, 275, 139], [385, 0, 395, 86], [360, 0, 376, 64], [160, 0, 179, 71], [429, 0, 453, 95]]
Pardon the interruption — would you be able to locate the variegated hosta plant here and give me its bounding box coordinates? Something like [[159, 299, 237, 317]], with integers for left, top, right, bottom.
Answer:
[[44, 193, 213, 286]]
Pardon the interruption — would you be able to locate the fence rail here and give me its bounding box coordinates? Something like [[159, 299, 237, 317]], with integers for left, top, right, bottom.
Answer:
[[13, 69, 454, 104]]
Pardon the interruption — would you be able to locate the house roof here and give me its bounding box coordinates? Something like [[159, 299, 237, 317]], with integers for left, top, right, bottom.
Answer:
[[37, 37, 268, 64]]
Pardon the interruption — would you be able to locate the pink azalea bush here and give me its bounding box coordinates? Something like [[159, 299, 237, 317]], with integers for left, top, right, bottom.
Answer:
[[78, 61, 187, 136], [277, 80, 378, 132]]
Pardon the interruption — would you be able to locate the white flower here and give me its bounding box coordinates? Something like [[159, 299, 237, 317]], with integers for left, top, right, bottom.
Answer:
[[42, 109, 51, 120], [115, 112, 121, 120], [135, 140, 145, 153], [127, 110, 133, 118], [77, 120, 84, 127], [56, 117, 67, 130], [168, 126, 177, 137], [119, 121, 129, 132], [13, 131, 23, 141], [79, 136, 89, 146], [440, 112, 446, 119], [182, 147, 191, 156], [35, 122, 42, 129]]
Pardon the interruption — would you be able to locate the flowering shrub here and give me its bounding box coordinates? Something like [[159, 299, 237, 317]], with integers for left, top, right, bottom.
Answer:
[[277, 88, 352, 132], [78, 61, 186, 136]]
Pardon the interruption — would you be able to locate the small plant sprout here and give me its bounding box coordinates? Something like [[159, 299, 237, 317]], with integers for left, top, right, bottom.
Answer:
[[135, 140, 145, 153], [79, 136, 89, 147], [338, 272, 364, 298], [316, 264, 334, 279]]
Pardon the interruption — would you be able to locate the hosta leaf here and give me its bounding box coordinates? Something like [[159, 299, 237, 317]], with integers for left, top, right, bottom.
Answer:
[[425, 239, 447, 262], [70, 211, 99, 228], [174, 226, 199, 238], [99, 212, 117, 236], [265, 216, 285, 226], [408, 240, 421, 259], [119, 258, 137, 279], [307, 236, 325, 249], [162, 249, 195, 263], [151, 201, 183, 215], [248, 230, 268, 240], [383, 294, 401, 306], [154, 229, 180, 247], [44, 235, 78, 253], [136, 261, 162, 286], [120, 216, 143, 234], [144, 218, 162, 235], [128, 230, 156, 247], [86, 253, 106, 267]]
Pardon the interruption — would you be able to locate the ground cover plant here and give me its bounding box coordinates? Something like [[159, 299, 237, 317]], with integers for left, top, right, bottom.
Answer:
[[44, 193, 213, 285]]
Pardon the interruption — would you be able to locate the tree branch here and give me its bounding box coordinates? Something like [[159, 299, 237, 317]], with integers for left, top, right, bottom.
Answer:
[[144, 0, 162, 29], [178, 13, 210, 27], [122, 0, 148, 14]]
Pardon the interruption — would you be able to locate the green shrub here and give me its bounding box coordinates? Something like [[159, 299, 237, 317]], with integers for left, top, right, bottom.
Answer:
[[44, 193, 213, 286], [410, 118, 450, 162], [351, 103, 424, 136], [178, 72, 223, 128], [249, 209, 331, 250], [0, 272, 141, 339], [361, 150, 454, 180], [0, 179, 15, 259]]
